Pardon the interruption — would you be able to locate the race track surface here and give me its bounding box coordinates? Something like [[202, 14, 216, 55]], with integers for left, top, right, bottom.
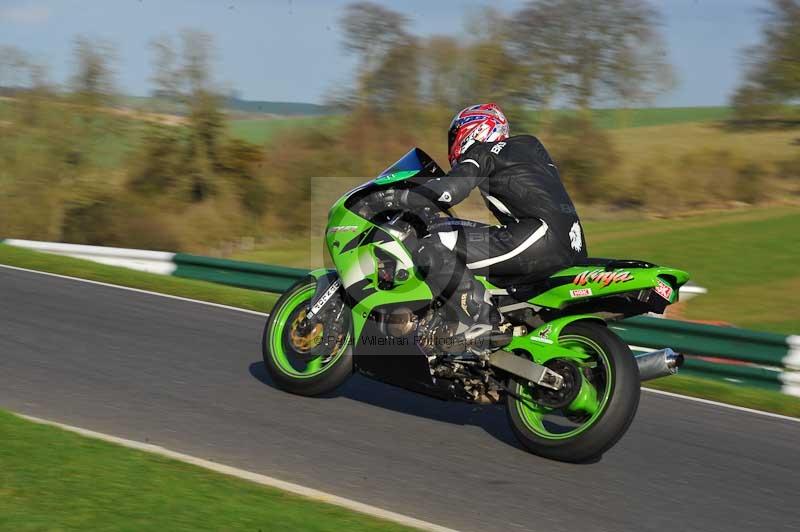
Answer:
[[1, 267, 798, 532]]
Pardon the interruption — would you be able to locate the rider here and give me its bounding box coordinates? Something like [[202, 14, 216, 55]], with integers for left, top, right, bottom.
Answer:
[[386, 103, 588, 349]]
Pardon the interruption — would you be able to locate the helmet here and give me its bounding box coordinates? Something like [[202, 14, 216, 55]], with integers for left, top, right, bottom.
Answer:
[[447, 103, 509, 166]]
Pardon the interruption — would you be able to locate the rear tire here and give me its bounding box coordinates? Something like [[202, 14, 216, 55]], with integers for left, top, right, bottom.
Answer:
[[506, 321, 640, 462], [262, 277, 353, 396]]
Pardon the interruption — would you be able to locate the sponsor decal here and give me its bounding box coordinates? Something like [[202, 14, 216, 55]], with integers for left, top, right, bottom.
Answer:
[[490, 141, 506, 154], [654, 279, 674, 301], [573, 269, 634, 287], [531, 324, 554, 344], [306, 279, 342, 319], [570, 288, 593, 298], [327, 225, 358, 234], [569, 221, 583, 252]]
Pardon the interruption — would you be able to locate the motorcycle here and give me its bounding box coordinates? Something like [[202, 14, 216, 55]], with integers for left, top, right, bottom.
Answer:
[[262, 147, 688, 462]]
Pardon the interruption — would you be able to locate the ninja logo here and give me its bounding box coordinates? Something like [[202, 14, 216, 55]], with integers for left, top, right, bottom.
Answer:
[[573, 269, 634, 287]]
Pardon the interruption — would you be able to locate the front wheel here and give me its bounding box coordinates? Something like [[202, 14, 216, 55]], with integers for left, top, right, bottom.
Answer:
[[506, 321, 640, 462], [262, 277, 353, 396]]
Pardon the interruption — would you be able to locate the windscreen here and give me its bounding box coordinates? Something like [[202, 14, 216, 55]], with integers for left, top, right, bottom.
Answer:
[[374, 148, 425, 185]]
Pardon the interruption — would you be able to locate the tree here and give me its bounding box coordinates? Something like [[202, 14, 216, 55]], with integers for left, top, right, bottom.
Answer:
[[460, 7, 529, 107], [341, 1, 410, 72], [510, 0, 672, 111], [732, 0, 800, 118], [421, 36, 463, 109], [70, 36, 116, 108], [149, 35, 182, 102], [340, 2, 417, 111], [0, 45, 30, 90], [180, 29, 215, 96]]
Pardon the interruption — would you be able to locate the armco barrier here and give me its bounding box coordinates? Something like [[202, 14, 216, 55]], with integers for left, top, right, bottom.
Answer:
[[618, 317, 792, 392], [172, 253, 309, 293], [2, 239, 797, 395], [1, 239, 309, 293]]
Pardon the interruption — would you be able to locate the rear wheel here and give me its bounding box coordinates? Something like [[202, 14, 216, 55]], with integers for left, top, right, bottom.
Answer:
[[506, 321, 640, 462], [262, 277, 353, 396]]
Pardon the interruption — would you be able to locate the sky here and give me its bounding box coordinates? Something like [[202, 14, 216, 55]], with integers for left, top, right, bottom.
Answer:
[[0, 0, 769, 107]]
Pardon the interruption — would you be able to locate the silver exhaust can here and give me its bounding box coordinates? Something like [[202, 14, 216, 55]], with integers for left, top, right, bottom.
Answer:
[[635, 348, 684, 381]]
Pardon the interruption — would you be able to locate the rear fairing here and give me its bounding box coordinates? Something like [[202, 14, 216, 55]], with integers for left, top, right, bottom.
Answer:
[[480, 262, 689, 314]]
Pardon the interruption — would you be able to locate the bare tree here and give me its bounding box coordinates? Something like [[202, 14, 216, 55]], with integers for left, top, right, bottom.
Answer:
[[510, 0, 672, 110], [70, 36, 117, 107], [149, 35, 182, 100], [422, 36, 464, 109], [180, 29, 215, 96], [341, 2, 410, 72], [732, 0, 800, 118], [0, 45, 29, 90], [340, 2, 416, 110]]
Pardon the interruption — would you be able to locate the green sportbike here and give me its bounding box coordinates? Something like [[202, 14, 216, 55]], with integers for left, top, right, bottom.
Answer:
[[263, 148, 688, 462]]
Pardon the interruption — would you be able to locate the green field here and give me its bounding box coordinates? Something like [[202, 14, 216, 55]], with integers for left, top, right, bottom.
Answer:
[[229, 115, 341, 144], [523, 105, 733, 131], [591, 106, 733, 129], [227, 106, 733, 146], [0, 410, 415, 532], [587, 206, 800, 333]]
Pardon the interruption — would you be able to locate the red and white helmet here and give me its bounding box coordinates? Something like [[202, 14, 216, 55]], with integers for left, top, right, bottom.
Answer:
[[447, 103, 509, 166]]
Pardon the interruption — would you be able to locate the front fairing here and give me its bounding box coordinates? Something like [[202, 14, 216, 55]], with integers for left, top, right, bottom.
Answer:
[[324, 147, 447, 338]]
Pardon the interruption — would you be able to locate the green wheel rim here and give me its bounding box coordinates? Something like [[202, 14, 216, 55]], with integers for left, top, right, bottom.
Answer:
[[268, 284, 350, 379], [514, 335, 613, 440]]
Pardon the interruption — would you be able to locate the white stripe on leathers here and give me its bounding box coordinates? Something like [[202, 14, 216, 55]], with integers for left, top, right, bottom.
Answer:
[[466, 220, 549, 270]]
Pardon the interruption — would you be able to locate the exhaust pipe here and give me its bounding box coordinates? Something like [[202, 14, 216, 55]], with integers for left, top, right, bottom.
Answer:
[[635, 348, 683, 381]]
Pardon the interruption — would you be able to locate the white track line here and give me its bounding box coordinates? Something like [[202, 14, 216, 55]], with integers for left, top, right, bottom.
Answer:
[[15, 413, 459, 532], [0, 263, 268, 316], [3, 262, 799, 426]]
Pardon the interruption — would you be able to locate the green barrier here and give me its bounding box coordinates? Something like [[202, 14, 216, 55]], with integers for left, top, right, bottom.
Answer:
[[168, 254, 793, 386], [172, 254, 309, 293], [610, 317, 788, 366], [682, 359, 784, 391]]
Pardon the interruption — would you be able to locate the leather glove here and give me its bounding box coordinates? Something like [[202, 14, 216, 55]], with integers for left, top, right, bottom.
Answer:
[[378, 189, 409, 209]]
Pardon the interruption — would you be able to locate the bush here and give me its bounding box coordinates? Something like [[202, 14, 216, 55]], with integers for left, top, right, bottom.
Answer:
[[545, 115, 619, 203], [735, 162, 767, 204]]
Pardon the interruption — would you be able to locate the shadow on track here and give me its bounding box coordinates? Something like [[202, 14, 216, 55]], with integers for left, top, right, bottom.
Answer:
[[248, 361, 520, 449]]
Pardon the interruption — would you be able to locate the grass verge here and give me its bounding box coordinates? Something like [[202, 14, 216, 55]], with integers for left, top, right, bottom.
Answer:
[[586, 205, 800, 333], [0, 243, 278, 314], [0, 410, 416, 532], [644, 374, 800, 418]]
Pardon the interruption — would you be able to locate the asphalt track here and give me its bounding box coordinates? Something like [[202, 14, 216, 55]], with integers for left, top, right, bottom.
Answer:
[[1, 266, 799, 532]]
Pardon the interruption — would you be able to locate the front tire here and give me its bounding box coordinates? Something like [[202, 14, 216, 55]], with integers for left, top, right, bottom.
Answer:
[[506, 321, 640, 462], [262, 277, 353, 396]]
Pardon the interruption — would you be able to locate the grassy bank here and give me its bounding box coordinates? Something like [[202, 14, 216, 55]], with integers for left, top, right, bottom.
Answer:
[[228, 106, 735, 145], [0, 410, 415, 532], [586, 205, 800, 333], [646, 374, 800, 418]]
